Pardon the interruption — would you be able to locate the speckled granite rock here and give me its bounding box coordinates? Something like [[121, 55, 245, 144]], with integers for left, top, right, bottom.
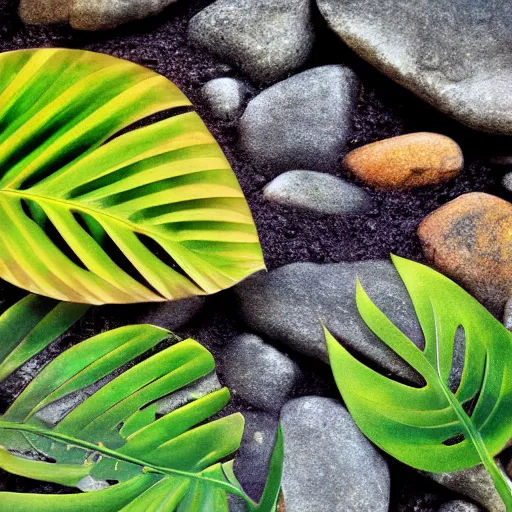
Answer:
[[343, 133, 463, 189], [418, 193, 512, 315], [280, 397, 390, 512], [264, 170, 375, 215], [234, 260, 427, 383], [317, 0, 512, 134], [221, 334, 300, 412], [439, 500, 482, 512], [429, 465, 506, 512], [240, 66, 359, 173], [201, 77, 250, 121], [188, 0, 314, 84], [19, 0, 178, 30]]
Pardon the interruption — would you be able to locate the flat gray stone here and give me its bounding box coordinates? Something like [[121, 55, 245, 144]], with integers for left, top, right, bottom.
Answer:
[[188, 0, 314, 84], [19, 0, 178, 29], [280, 396, 390, 512], [221, 334, 301, 412], [317, 0, 512, 134], [201, 78, 250, 121], [239, 66, 359, 173], [264, 170, 375, 215], [429, 465, 507, 512], [234, 260, 426, 382], [439, 500, 482, 512]]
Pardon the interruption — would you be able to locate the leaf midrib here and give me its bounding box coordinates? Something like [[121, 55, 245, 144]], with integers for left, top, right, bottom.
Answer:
[[0, 418, 247, 500], [0, 188, 185, 247]]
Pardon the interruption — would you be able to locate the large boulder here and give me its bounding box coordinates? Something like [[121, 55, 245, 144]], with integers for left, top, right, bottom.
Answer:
[[317, 0, 512, 134]]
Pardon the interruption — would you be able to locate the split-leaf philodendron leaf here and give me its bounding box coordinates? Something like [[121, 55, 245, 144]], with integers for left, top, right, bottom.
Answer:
[[325, 255, 512, 509], [0, 48, 264, 305], [0, 295, 283, 511]]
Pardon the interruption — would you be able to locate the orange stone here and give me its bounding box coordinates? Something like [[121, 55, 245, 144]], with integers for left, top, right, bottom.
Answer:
[[418, 192, 512, 314], [343, 132, 463, 189]]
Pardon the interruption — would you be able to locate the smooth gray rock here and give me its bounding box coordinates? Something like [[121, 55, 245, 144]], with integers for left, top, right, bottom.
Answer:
[[439, 500, 482, 512], [280, 397, 390, 512], [429, 465, 507, 512], [234, 259, 426, 382], [188, 0, 314, 84], [264, 170, 375, 215], [317, 0, 512, 135], [202, 78, 249, 121], [221, 334, 300, 412], [239, 66, 359, 173], [19, 0, 178, 30]]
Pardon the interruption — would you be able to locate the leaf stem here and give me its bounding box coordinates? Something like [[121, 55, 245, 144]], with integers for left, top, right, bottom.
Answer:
[[437, 382, 512, 510], [0, 419, 257, 507]]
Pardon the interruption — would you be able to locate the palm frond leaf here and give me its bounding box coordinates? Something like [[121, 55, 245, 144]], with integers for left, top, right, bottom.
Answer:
[[0, 48, 264, 304]]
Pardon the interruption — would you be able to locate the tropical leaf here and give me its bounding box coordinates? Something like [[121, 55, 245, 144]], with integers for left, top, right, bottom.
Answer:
[[0, 48, 264, 305], [0, 295, 282, 511], [325, 255, 512, 509]]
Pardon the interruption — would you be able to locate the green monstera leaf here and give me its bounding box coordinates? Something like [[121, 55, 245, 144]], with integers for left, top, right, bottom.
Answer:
[[0, 295, 283, 511], [0, 48, 264, 305], [325, 256, 512, 509]]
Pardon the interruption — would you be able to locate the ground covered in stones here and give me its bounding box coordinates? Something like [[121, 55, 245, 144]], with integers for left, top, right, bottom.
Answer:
[[1, 0, 512, 511]]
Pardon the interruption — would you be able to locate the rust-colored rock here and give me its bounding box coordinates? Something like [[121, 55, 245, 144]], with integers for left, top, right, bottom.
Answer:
[[418, 192, 512, 314], [343, 132, 463, 189]]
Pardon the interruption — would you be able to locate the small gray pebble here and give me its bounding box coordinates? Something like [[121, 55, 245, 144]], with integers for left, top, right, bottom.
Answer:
[[202, 78, 249, 121]]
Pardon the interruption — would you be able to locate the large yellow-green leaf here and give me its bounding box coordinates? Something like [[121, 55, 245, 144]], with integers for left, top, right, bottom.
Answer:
[[0, 48, 264, 304]]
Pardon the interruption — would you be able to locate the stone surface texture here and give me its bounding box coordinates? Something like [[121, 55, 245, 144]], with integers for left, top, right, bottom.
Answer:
[[239, 65, 360, 173], [439, 500, 482, 512], [280, 396, 390, 512], [343, 132, 463, 189], [429, 465, 506, 512], [221, 333, 301, 412], [264, 170, 375, 215], [317, 0, 512, 134], [418, 192, 512, 314], [188, 0, 314, 84], [201, 77, 249, 121]]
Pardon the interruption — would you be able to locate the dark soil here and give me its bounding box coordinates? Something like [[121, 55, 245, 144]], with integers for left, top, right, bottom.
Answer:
[[1, 0, 510, 509]]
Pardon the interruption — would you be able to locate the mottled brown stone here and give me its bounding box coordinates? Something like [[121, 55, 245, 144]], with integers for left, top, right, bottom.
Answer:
[[343, 132, 463, 189], [418, 192, 512, 314]]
